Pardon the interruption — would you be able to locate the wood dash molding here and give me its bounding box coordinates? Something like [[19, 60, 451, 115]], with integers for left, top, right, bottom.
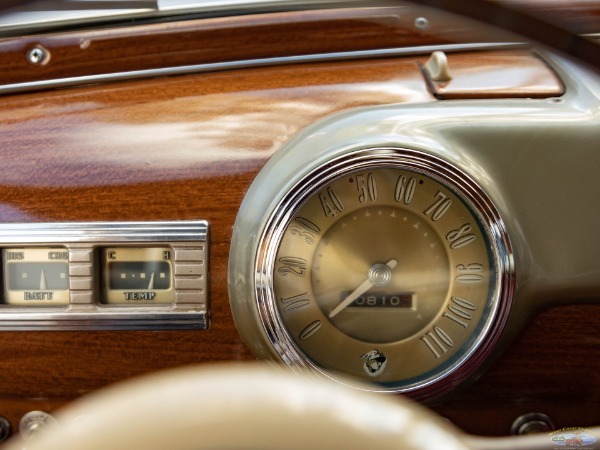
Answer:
[[0, 6, 515, 88]]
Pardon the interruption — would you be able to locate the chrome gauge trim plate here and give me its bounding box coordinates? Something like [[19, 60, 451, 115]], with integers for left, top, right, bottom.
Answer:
[[234, 148, 514, 399], [0, 221, 208, 330]]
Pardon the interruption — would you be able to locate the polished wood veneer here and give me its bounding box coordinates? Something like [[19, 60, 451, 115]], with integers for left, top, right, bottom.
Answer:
[[0, 56, 432, 439], [0, 5, 597, 440], [439, 304, 600, 435], [0, 304, 597, 437], [501, 0, 600, 35], [0, 5, 497, 88]]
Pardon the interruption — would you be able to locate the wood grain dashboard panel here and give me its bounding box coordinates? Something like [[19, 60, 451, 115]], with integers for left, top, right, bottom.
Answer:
[[4, 0, 592, 92], [0, 5, 499, 88], [0, 23, 597, 441], [0, 56, 433, 438]]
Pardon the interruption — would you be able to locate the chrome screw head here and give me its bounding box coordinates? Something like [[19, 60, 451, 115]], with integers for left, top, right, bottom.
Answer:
[[27, 46, 50, 65], [414, 17, 430, 30]]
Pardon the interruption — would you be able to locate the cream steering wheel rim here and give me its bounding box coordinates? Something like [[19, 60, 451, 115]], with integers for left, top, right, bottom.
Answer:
[[6, 364, 473, 450]]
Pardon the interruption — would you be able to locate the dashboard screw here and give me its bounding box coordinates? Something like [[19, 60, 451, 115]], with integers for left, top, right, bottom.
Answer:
[[414, 17, 430, 30], [27, 46, 50, 65]]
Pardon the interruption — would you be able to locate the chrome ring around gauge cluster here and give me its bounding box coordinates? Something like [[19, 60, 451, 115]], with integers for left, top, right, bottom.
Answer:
[[234, 147, 514, 399]]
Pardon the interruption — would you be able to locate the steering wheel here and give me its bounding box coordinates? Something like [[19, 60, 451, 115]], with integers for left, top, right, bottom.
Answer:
[[5, 364, 473, 450], [3, 1, 600, 450], [6, 363, 600, 450]]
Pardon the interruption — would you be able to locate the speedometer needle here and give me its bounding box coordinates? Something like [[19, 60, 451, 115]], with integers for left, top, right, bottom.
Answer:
[[328, 259, 397, 319]]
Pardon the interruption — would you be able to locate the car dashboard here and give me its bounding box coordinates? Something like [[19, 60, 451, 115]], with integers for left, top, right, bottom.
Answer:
[[0, 0, 599, 445]]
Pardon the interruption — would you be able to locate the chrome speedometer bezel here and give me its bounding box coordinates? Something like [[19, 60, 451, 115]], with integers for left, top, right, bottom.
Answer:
[[240, 146, 514, 399]]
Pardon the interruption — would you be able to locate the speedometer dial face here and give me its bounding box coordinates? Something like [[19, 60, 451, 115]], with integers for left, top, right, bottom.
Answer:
[[245, 149, 513, 397]]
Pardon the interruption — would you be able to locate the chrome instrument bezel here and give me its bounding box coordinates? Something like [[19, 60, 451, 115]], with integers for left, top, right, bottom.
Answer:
[[253, 148, 514, 397], [0, 221, 209, 330]]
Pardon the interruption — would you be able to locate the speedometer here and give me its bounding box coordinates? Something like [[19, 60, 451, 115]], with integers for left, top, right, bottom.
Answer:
[[230, 148, 513, 398]]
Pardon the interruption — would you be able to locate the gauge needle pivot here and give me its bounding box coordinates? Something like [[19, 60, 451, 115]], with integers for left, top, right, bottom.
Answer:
[[329, 259, 397, 319]]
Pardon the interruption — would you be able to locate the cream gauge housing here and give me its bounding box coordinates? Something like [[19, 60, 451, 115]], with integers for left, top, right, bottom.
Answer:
[[229, 105, 517, 398]]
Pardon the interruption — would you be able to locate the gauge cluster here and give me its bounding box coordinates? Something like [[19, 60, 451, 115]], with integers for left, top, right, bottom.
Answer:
[[229, 147, 514, 399], [0, 221, 208, 330]]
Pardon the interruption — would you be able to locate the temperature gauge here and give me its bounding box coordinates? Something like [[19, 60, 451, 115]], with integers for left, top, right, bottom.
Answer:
[[102, 247, 175, 304], [2, 248, 70, 305]]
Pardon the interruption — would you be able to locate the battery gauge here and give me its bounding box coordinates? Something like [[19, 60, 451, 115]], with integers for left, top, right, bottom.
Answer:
[[102, 247, 175, 304], [2, 248, 70, 305]]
